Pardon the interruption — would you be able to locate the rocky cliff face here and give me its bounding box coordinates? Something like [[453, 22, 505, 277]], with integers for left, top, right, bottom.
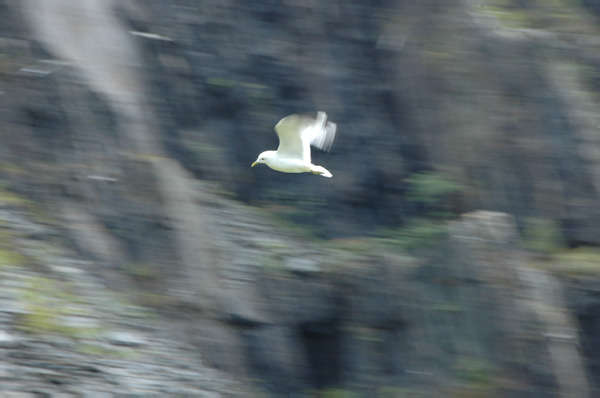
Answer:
[[0, 189, 592, 396], [2, 0, 600, 396], [0, 198, 244, 396], [119, 0, 600, 243], [210, 209, 587, 396]]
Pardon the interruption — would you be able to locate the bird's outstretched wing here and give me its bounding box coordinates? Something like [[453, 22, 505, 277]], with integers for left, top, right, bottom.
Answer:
[[274, 112, 337, 163]]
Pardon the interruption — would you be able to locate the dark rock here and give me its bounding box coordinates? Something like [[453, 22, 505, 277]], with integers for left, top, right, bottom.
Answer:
[[225, 212, 586, 396]]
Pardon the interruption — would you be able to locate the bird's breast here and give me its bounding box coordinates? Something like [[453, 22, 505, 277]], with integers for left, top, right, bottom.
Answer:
[[266, 157, 311, 173]]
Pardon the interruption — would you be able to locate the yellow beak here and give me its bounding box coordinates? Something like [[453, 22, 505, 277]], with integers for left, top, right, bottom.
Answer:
[[251, 161, 258, 167]]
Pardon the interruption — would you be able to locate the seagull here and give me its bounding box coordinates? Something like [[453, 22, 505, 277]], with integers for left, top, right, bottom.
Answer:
[[251, 112, 337, 177]]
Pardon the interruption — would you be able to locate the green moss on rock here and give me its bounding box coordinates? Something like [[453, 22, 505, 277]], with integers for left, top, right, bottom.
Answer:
[[17, 276, 100, 338]]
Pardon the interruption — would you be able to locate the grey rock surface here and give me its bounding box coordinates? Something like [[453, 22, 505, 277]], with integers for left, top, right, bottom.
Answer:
[[0, 209, 243, 396]]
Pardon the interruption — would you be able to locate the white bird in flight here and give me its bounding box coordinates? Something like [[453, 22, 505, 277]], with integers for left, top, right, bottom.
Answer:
[[251, 112, 337, 177]]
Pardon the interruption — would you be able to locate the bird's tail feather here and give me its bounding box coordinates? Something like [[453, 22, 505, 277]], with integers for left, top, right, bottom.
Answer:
[[310, 165, 332, 178]]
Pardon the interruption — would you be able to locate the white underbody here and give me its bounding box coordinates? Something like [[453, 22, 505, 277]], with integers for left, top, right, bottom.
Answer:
[[263, 155, 332, 177], [265, 156, 311, 173]]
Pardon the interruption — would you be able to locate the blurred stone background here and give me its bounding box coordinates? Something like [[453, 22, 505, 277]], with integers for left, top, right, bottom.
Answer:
[[2, 0, 600, 396]]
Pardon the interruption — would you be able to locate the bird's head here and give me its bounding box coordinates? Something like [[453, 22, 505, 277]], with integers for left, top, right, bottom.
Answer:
[[251, 150, 276, 167]]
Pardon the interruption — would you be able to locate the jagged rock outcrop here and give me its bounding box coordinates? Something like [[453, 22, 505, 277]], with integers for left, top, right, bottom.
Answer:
[[206, 209, 590, 396]]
